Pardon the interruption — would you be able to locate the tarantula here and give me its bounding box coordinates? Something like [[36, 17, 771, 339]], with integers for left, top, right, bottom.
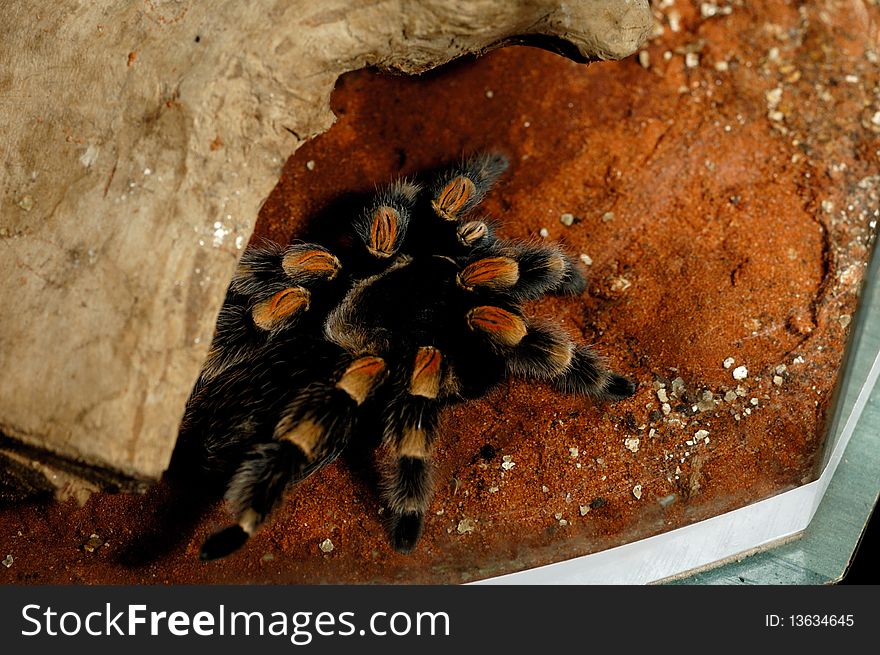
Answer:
[[181, 153, 636, 561]]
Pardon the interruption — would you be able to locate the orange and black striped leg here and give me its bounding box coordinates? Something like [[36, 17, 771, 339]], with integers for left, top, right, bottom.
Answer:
[[505, 321, 575, 380], [230, 242, 340, 298], [353, 180, 421, 259], [199, 243, 340, 384], [554, 345, 636, 400], [466, 305, 528, 349], [200, 355, 387, 560], [380, 346, 444, 552], [504, 321, 636, 400], [455, 219, 497, 249], [430, 152, 509, 221], [381, 399, 440, 553], [497, 242, 586, 301]]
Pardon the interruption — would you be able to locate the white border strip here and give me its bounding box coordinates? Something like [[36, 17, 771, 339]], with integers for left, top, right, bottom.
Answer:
[[477, 346, 880, 585]]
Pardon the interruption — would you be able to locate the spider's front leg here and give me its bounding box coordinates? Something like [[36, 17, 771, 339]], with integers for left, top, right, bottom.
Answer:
[[430, 152, 509, 222], [198, 242, 341, 384], [199, 353, 387, 560], [352, 179, 421, 261], [380, 346, 447, 553]]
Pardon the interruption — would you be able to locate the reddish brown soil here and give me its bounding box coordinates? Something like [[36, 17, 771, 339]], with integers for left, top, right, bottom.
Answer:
[[2, 0, 877, 584]]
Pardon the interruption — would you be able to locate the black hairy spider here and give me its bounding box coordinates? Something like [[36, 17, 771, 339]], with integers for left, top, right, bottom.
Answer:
[[181, 153, 636, 560]]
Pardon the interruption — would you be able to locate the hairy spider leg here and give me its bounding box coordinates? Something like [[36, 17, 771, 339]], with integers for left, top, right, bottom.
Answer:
[[430, 152, 509, 221], [181, 337, 339, 480], [456, 272, 636, 400], [352, 179, 421, 260], [199, 243, 341, 384], [380, 346, 444, 552], [436, 233, 585, 305], [199, 354, 387, 561], [230, 242, 341, 298], [553, 344, 637, 399], [505, 321, 636, 400], [455, 218, 497, 249], [485, 240, 587, 300]]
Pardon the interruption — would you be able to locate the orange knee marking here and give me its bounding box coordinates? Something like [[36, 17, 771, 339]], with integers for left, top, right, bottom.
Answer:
[[276, 418, 324, 459], [251, 287, 310, 330], [548, 252, 566, 272], [410, 346, 442, 398], [467, 306, 527, 346], [369, 206, 399, 258], [282, 248, 340, 279], [457, 257, 519, 291], [398, 425, 429, 459], [336, 356, 386, 404], [432, 176, 475, 220]]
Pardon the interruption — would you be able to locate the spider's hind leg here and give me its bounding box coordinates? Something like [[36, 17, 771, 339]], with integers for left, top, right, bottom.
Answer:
[[200, 354, 387, 561], [379, 346, 446, 552], [381, 399, 440, 553]]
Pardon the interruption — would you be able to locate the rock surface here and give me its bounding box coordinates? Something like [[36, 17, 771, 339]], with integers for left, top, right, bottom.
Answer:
[[0, 1, 651, 488]]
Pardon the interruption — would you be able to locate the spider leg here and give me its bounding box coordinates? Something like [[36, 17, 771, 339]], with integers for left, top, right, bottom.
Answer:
[[199, 242, 341, 384], [463, 302, 632, 398], [452, 241, 586, 306], [430, 152, 509, 221], [509, 241, 586, 296], [352, 179, 421, 259], [200, 354, 387, 560], [230, 242, 341, 299], [494, 241, 586, 300], [380, 346, 445, 552], [455, 254, 628, 399], [466, 305, 528, 348], [557, 345, 636, 399], [381, 399, 441, 553], [182, 338, 334, 479], [455, 218, 497, 249], [506, 320, 636, 400]]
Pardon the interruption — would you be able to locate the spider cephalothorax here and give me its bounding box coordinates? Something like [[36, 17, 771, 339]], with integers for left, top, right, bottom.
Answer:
[[181, 153, 636, 560]]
